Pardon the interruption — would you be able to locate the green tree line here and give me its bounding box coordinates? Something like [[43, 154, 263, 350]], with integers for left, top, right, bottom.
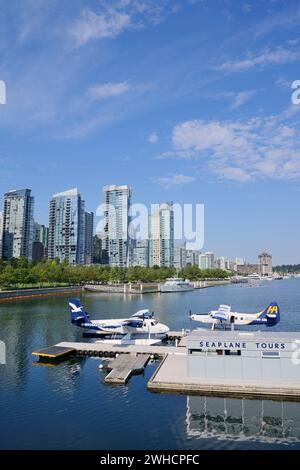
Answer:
[[273, 264, 300, 274], [0, 258, 231, 289]]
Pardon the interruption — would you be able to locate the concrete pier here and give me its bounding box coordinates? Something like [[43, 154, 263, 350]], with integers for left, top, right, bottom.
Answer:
[[147, 354, 300, 400]]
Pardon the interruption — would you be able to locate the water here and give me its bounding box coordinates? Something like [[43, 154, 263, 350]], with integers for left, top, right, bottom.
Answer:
[[1, 279, 300, 450]]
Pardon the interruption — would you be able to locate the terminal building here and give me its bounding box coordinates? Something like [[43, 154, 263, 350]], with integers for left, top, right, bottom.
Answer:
[[187, 330, 300, 389]]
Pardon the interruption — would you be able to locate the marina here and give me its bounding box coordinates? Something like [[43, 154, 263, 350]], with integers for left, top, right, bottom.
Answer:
[[32, 328, 300, 400], [1, 279, 300, 449]]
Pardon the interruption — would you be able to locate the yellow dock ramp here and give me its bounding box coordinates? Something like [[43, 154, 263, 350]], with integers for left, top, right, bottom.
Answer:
[[32, 346, 76, 360]]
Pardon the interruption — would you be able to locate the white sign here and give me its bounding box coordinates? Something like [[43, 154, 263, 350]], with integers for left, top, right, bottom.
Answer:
[[198, 340, 286, 350]]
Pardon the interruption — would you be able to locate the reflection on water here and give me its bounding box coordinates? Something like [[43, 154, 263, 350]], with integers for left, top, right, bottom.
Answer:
[[187, 396, 300, 445], [0, 279, 300, 449]]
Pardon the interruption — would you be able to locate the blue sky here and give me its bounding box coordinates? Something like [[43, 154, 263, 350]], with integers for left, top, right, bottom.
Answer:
[[0, 0, 300, 264]]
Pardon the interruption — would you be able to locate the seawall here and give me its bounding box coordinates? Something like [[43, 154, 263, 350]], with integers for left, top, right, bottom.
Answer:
[[0, 286, 83, 302]]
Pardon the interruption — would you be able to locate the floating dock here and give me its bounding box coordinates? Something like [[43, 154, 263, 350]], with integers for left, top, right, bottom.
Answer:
[[32, 329, 300, 400], [147, 354, 300, 400], [54, 341, 186, 357], [32, 346, 76, 360], [82, 330, 187, 341], [104, 354, 150, 384]]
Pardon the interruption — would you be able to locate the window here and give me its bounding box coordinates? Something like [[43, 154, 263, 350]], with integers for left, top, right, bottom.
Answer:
[[262, 351, 280, 358], [225, 350, 241, 356]]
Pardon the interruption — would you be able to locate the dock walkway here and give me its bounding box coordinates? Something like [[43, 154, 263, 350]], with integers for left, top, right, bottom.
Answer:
[[55, 341, 186, 357], [104, 355, 150, 384]]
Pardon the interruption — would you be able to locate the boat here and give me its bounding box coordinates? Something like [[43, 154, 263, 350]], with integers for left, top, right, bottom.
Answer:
[[160, 278, 194, 293], [247, 273, 261, 281]]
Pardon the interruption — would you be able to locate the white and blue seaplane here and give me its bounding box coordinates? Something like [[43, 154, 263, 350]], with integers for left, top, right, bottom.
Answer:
[[190, 301, 280, 331], [69, 298, 169, 345]]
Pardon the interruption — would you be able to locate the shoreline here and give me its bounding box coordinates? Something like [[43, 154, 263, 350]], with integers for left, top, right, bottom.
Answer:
[[0, 279, 230, 302], [0, 286, 82, 302]]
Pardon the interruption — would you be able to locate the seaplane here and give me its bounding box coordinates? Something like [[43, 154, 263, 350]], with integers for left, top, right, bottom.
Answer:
[[190, 301, 280, 331], [69, 298, 169, 345]]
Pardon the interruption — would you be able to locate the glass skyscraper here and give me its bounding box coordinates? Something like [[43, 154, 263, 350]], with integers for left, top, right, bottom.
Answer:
[[102, 185, 132, 267], [48, 188, 85, 265], [2, 189, 34, 260], [149, 202, 174, 267]]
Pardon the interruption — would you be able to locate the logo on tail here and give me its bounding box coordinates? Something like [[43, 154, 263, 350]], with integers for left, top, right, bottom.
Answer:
[[69, 298, 89, 325], [260, 301, 280, 326]]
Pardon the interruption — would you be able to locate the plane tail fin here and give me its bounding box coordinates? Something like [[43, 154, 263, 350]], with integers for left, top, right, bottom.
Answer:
[[69, 298, 90, 325], [260, 301, 280, 326]]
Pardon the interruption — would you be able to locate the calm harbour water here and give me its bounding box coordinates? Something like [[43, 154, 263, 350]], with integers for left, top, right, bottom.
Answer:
[[1, 278, 300, 450]]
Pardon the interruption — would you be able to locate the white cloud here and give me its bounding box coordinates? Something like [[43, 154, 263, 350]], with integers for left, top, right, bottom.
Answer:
[[231, 90, 256, 109], [167, 108, 300, 182], [88, 81, 130, 100], [148, 132, 158, 144], [70, 9, 131, 45], [152, 173, 196, 187], [219, 46, 299, 72], [69, 1, 184, 46]]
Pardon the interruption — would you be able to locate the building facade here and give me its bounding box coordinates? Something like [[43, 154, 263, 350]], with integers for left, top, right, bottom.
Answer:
[[2, 189, 34, 260], [216, 256, 230, 271], [34, 222, 49, 248], [199, 251, 214, 270], [149, 202, 174, 267], [48, 188, 85, 265], [102, 185, 132, 267], [174, 242, 187, 269], [93, 234, 102, 264], [259, 252, 272, 277], [132, 240, 149, 267], [0, 211, 3, 259], [84, 212, 94, 265]]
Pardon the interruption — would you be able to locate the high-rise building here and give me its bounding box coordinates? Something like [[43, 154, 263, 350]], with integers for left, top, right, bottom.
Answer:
[[0, 211, 4, 259], [32, 222, 49, 261], [174, 242, 187, 269], [93, 234, 102, 264], [48, 188, 85, 265], [132, 240, 149, 267], [199, 251, 214, 270], [2, 189, 34, 260], [259, 252, 272, 277], [216, 256, 230, 271], [34, 222, 49, 248], [102, 185, 132, 267], [149, 202, 174, 267], [84, 211, 94, 265], [186, 249, 199, 266]]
